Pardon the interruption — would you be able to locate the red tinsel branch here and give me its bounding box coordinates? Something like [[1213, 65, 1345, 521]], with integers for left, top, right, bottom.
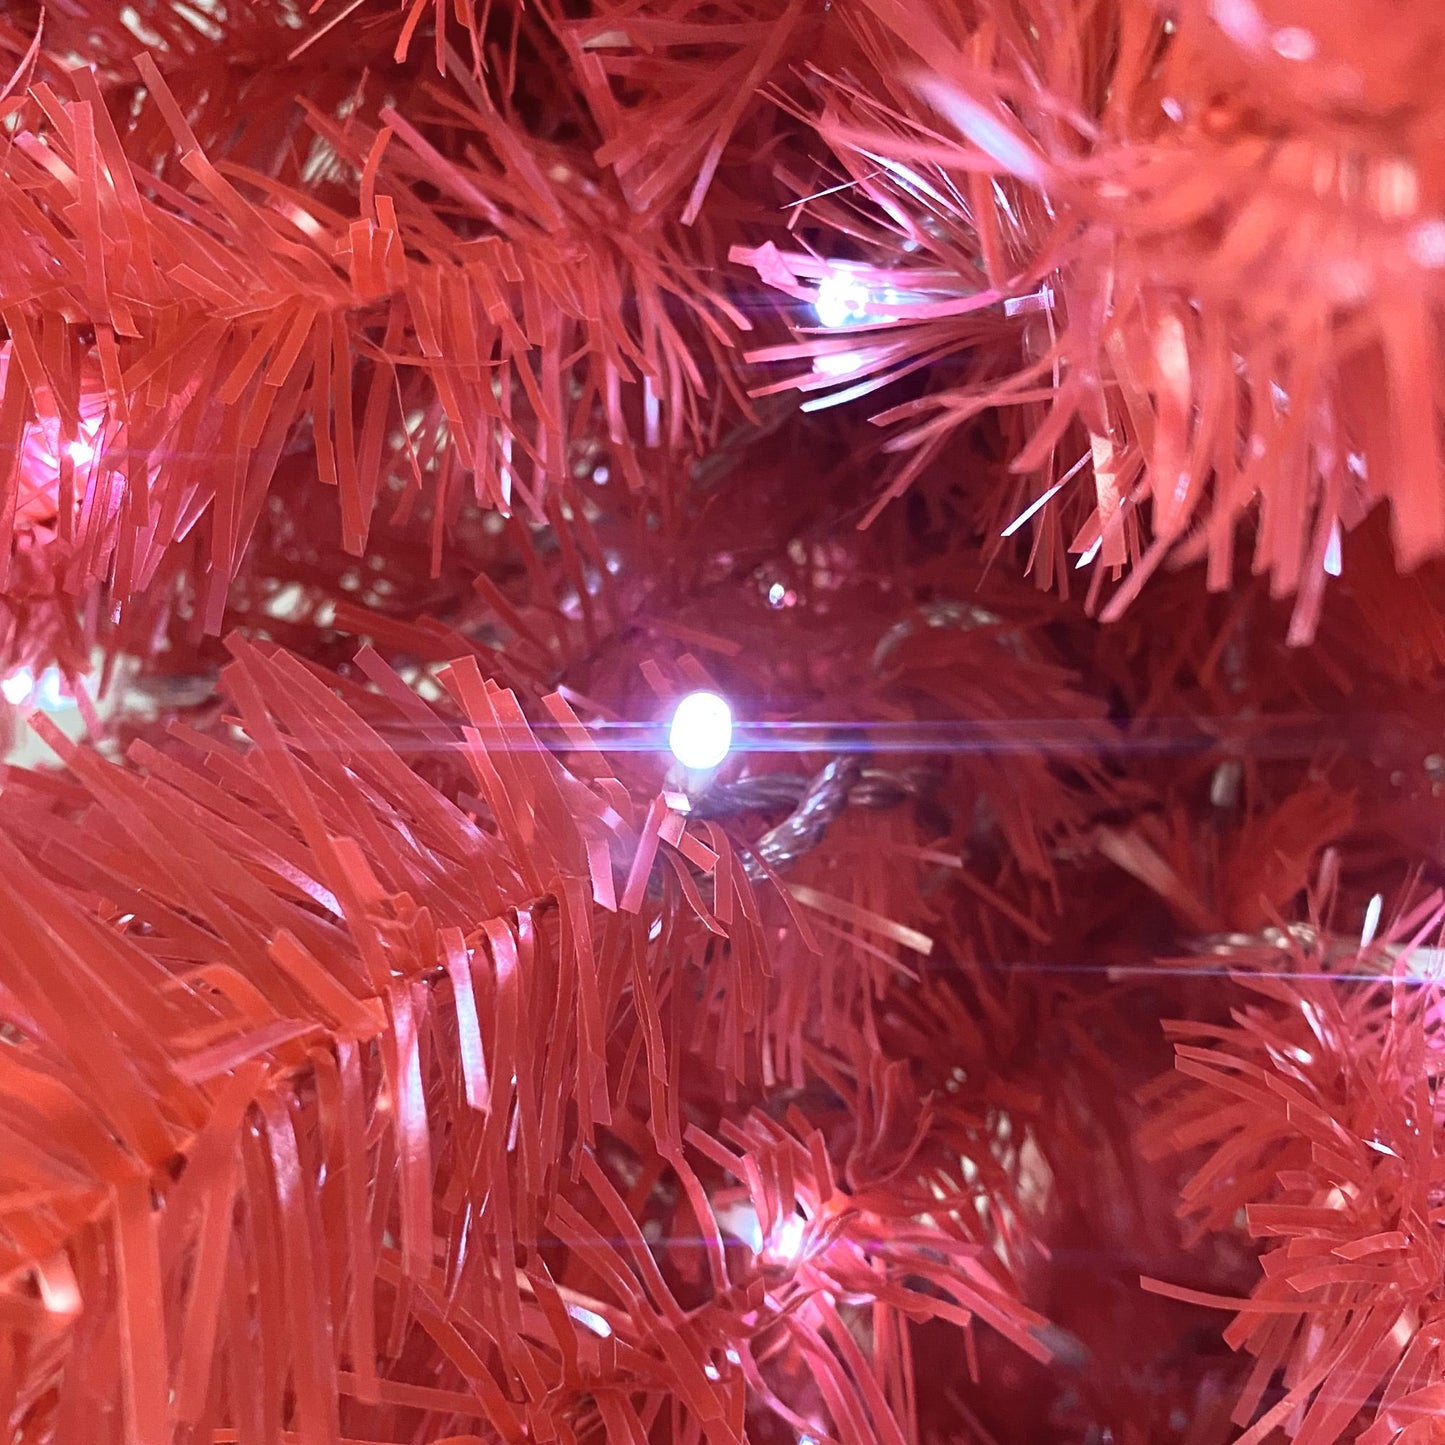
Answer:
[[0, 636, 1049, 1442], [1145, 915, 1445, 1445]]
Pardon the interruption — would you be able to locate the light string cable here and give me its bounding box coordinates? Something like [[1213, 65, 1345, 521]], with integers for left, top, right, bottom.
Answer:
[[660, 603, 973, 884]]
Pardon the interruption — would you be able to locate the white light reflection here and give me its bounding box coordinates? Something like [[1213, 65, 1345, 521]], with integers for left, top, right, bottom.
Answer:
[[716, 1199, 811, 1265], [811, 350, 867, 378], [565, 1303, 613, 1338], [1361, 893, 1383, 950], [1003, 285, 1054, 317]]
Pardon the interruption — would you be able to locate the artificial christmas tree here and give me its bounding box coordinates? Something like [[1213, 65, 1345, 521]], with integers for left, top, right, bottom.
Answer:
[[2, 2, 1445, 1442]]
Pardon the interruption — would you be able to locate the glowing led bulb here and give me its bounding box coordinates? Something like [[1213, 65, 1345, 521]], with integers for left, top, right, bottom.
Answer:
[[1, 669, 32, 705], [813, 273, 871, 329], [668, 691, 733, 771], [767, 1212, 808, 1265]]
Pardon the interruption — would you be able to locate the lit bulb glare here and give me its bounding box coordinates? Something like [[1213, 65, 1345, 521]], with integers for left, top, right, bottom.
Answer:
[[668, 691, 733, 771], [1, 669, 32, 705], [813, 273, 871, 330], [766, 1213, 808, 1265], [36, 1261, 81, 1317], [34, 669, 73, 712]]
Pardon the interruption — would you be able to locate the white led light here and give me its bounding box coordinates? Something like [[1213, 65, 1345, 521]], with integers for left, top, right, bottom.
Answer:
[[813, 273, 871, 329], [715, 1200, 809, 1263], [767, 1213, 808, 1265], [34, 668, 73, 712], [668, 691, 733, 771], [715, 1200, 764, 1253], [1, 669, 32, 705]]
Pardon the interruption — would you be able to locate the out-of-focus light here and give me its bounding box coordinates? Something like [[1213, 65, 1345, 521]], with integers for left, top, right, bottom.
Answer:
[[715, 1200, 810, 1264], [668, 691, 733, 771], [1409, 219, 1445, 269], [36, 1258, 81, 1317], [1272, 26, 1317, 61], [766, 1212, 808, 1265], [65, 438, 95, 466], [813, 274, 872, 330], [0, 667, 76, 711], [715, 1200, 763, 1252], [1, 669, 32, 705], [34, 669, 74, 711], [1401, 947, 1445, 982]]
